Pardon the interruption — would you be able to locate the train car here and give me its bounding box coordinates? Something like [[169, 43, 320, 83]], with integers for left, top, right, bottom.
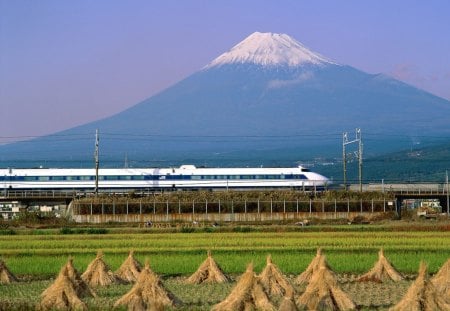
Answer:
[[0, 165, 330, 191]]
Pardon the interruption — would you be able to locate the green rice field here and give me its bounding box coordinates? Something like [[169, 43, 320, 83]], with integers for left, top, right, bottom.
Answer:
[[1, 230, 449, 277]]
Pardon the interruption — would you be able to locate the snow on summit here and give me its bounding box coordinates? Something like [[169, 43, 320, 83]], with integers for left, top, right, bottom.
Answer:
[[206, 32, 336, 68]]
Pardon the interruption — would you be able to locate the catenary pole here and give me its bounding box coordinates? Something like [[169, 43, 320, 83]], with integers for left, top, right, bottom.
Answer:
[[358, 129, 363, 192], [446, 170, 449, 215], [343, 132, 347, 190], [94, 129, 99, 195]]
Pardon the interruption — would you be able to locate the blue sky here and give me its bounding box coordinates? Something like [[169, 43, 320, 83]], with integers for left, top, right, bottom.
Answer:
[[1, 0, 449, 142]]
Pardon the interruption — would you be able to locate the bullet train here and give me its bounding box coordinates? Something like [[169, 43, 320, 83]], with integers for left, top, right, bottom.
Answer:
[[0, 165, 330, 191]]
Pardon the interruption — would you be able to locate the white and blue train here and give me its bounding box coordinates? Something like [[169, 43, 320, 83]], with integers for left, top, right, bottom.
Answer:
[[0, 165, 330, 191]]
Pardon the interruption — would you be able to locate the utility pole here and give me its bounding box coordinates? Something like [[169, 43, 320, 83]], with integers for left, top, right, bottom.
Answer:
[[342, 128, 363, 192], [358, 129, 363, 192], [446, 170, 449, 216], [94, 129, 99, 195], [342, 133, 347, 190]]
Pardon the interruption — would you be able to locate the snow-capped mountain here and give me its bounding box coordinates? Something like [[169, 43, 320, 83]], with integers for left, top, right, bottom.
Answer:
[[1, 32, 450, 167], [205, 32, 337, 68]]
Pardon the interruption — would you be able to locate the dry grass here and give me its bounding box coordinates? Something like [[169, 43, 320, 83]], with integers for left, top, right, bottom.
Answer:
[[431, 258, 450, 303], [278, 290, 298, 311], [212, 263, 275, 311], [295, 248, 332, 285], [358, 249, 404, 282], [2, 272, 446, 310], [186, 250, 229, 284], [259, 254, 294, 297], [115, 250, 142, 283], [37, 260, 90, 311], [81, 251, 121, 287], [63, 258, 96, 298], [389, 261, 450, 311], [297, 256, 356, 310], [0, 259, 17, 284], [114, 260, 179, 311]]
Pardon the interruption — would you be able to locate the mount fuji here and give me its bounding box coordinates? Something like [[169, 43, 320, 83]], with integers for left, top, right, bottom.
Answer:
[[2, 32, 450, 168]]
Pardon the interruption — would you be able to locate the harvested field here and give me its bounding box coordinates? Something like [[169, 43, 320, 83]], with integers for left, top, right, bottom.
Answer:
[[0, 274, 420, 310], [0, 227, 449, 309]]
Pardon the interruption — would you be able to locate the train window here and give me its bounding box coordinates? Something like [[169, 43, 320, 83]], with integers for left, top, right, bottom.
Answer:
[[38, 176, 50, 181], [118, 176, 132, 180], [132, 176, 144, 180], [79, 176, 92, 181], [191, 175, 201, 180], [50, 176, 65, 181], [9, 176, 23, 181]]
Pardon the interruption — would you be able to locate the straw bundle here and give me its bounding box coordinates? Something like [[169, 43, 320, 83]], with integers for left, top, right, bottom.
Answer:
[[390, 261, 450, 311], [0, 259, 17, 284], [358, 249, 404, 282], [114, 261, 179, 311], [278, 289, 298, 311], [38, 263, 88, 311], [297, 257, 356, 311], [186, 250, 229, 284], [212, 263, 275, 311], [259, 255, 294, 297], [296, 248, 333, 285], [116, 250, 142, 283], [81, 251, 121, 287], [431, 258, 450, 302], [62, 258, 96, 298]]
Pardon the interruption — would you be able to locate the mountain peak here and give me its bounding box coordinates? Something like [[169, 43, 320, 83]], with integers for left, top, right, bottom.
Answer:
[[205, 32, 337, 68]]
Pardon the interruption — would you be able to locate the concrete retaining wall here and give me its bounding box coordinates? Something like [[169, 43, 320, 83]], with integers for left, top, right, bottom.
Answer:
[[73, 211, 387, 223]]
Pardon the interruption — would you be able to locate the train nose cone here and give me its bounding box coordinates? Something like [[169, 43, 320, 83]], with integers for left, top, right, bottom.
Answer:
[[314, 173, 331, 184]]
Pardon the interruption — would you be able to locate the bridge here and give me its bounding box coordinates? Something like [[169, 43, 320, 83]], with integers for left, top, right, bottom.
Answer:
[[350, 183, 450, 216], [0, 190, 77, 205], [1, 183, 449, 220]]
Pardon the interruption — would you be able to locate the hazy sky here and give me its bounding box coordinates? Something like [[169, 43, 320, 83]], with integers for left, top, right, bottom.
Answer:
[[1, 0, 449, 143]]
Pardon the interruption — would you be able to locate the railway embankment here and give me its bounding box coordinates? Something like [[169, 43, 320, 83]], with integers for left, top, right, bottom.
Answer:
[[69, 190, 397, 223]]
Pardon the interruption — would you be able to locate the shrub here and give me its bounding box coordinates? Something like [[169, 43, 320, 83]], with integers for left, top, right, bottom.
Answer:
[[203, 227, 216, 233], [180, 227, 195, 233], [86, 228, 108, 234], [0, 229, 16, 235], [59, 227, 74, 234], [232, 226, 254, 232]]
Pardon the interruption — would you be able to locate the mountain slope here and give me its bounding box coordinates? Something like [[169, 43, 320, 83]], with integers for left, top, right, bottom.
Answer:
[[317, 142, 450, 182], [1, 32, 450, 170]]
